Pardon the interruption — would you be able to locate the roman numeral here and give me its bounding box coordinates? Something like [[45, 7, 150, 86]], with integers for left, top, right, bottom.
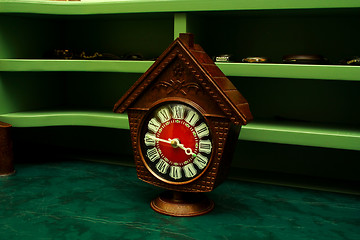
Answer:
[[195, 122, 210, 138], [193, 153, 208, 170], [146, 147, 160, 162], [169, 166, 182, 180], [199, 139, 212, 154], [156, 159, 169, 174], [144, 133, 156, 146], [148, 118, 161, 133], [183, 163, 197, 178], [157, 107, 171, 123], [184, 110, 199, 126], [171, 105, 185, 120]]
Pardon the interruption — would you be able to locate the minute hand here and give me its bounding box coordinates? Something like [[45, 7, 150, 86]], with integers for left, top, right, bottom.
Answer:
[[146, 135, 172, 145]]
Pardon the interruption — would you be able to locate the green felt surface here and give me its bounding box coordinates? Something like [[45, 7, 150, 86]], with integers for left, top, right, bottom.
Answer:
[[1, 160, 359, 239]]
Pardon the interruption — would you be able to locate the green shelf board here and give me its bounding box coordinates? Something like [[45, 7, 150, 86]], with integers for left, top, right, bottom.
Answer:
[[240, 121, 360, 151], [216, 63, 360, 81], [1, 59, 360, 81], [0, 110, 130, 129], [1, 110, 359, 151], [1, 0, 360, 15], [0, 59, 154, 73]]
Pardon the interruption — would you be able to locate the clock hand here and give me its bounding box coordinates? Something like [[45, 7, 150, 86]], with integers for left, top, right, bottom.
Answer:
[[145, 135, 196, 157], [146, 135, 172, 145], [169, 139, 197, 158]]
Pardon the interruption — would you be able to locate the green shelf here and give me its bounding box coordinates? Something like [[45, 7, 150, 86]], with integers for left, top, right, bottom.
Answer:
[[240, 120, 360, 151], [0, 59, 154, 73], [0, 110, 359, 151], [1, 0, 359, 184], [216, 63, 360, 81], [0, 110, 129, 129], [1, 59, 360, 81], [1, 0, 360, 15]]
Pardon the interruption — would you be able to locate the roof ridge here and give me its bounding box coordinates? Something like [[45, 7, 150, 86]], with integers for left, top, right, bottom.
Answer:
[[114, 34, 252, 125]]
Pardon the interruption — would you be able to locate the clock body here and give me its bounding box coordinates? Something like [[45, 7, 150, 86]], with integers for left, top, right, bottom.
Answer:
[[139, 101, 213, 185], [114, 33, 252, 193], [127, 98, 241, 193]]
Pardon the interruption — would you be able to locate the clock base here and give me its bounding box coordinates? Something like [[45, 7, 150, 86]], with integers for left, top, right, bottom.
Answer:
[[150, 190, 214, 217], [0, 170, 15, 177]]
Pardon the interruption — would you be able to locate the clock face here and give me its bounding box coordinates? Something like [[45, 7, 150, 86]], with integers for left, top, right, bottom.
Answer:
[[140, 102, 213, 184]]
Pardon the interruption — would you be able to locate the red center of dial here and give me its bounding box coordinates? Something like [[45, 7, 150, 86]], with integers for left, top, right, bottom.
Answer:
[[157, 120, 198, 166]]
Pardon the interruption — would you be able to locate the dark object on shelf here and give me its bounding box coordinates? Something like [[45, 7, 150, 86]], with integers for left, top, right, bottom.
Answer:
[[114, 33, 252, 216], [124, 53, 144, 60], [282, 54, 328, 64], [0, 121, 15, 176], [213, 54, 234, 62], [52, 49, 121, 60], [242, 56, 269, 63], [53, 49, 74, 59], [339, 56, 360, 65], [80, 51, 121, 60]]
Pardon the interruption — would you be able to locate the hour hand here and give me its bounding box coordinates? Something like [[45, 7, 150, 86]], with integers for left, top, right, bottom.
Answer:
[[169, 139, 197, 157]]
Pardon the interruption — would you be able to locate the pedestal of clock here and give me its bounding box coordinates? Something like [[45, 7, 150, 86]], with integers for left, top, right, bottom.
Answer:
[[150, 190, 214, 217], [0, 122, 15, 176]]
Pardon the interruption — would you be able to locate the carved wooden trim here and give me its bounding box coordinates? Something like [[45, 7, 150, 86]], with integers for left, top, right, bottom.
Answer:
[[114, 34, 252, 125]]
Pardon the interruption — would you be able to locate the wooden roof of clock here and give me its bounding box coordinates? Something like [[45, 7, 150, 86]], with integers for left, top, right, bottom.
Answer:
[[114, 33, 252, 125]]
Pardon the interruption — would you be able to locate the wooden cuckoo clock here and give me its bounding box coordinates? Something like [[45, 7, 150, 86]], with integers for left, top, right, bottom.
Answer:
[[113, 33, 252, 216]]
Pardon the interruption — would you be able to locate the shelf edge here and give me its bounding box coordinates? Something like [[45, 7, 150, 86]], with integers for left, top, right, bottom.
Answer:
[[0, 111, 130, 129], [241, 123, 360, 151], [0, 59, 154, 73], [1, 111, 359, 151], [216, 63, 360, 81], [1, 60, 360, 81], [1, 0, 360, 15]]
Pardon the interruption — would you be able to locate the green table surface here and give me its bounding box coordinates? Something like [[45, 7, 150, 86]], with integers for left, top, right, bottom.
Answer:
[[1, 160, 359, 240]]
